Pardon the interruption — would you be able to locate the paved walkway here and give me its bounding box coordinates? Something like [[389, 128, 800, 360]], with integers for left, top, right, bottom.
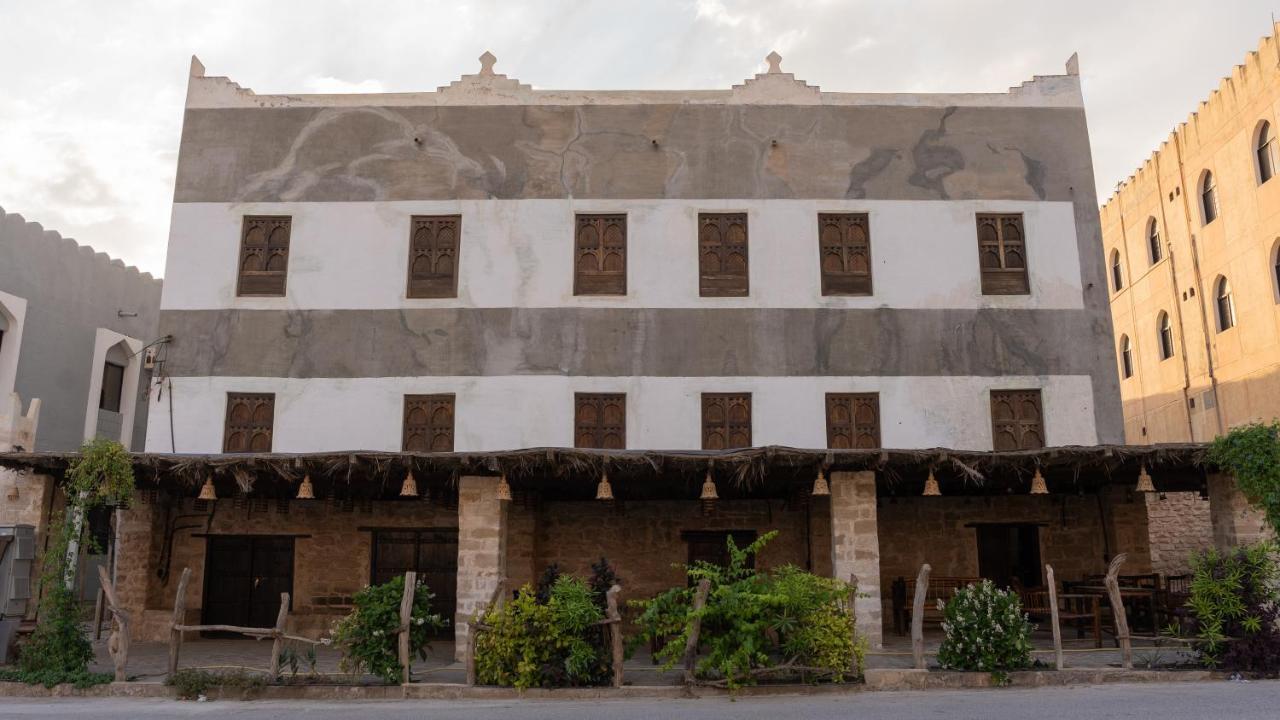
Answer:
[[3, 681, 1279, 719]]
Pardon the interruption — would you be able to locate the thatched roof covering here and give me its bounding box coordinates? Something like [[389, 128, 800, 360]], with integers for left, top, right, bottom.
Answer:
[[0, 443, 1213, 501]]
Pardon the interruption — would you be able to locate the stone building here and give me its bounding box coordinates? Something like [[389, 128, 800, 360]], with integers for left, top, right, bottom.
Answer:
[[1099, 27, 1280, 569], [8, 51, 1256, 660]]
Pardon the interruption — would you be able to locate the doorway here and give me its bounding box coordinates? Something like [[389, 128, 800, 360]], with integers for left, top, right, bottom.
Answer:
[[202, 536, 295, 634], [975, 524, 1043, 590], [370, 529, 458, 638]]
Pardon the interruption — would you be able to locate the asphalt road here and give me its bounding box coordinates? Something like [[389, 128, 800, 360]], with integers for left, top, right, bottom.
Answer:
[[1, 682, 1277, 719]]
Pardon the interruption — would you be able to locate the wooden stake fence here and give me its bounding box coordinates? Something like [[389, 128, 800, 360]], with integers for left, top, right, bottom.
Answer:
[[910, 564, 931, 670], [397, 571, 416, 684], [1045, 564, 1064, 670], [682, 578, 712, 684], [95, 565, 129, 682], [604, 584, 624, 688], [465, 580, 507, 686], [1103, 553, 1133, 670], [847, 574, 859, 676]]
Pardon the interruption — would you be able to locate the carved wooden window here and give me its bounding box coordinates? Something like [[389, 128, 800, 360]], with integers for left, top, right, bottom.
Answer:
[[403, 394, 455, 452], [989, 390, 1044, 451], [236, 216, 291, 297], [819, 213, 872, 295], [407, 216, 461, 298], [574, 215, 626, 296], [574, 393, 625, 449], [825, 393, 880, 449], [699, 213, 749, 297], [976, 213, 1029, 295], [702, 393, 751, 449], [223, 393, 275, 453]]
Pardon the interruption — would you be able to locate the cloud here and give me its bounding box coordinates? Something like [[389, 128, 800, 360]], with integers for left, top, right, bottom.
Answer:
[[0, 0, 1276, 277]]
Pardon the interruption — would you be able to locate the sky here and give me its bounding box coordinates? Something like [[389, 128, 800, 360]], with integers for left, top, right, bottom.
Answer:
[[1, 0, 1277, 277]]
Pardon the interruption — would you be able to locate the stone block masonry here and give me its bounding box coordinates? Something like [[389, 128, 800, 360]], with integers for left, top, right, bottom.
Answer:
[[454, 476, 507, 661], [1145, 492, 1212, 576], [829, 471, 882, 649]]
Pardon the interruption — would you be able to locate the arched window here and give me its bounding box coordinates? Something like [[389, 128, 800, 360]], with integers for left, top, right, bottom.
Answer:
[[1215, 276, 1236, 332], [1273, 240, 1280, 303], [1119, 335, 1133, 379], [1258, 121, 1277, 184], [1158, 312, 1174, 360], [1147, 218, 1162, 264], [1110, 249, 1124, 291], [1201, 171, 1219, 224]]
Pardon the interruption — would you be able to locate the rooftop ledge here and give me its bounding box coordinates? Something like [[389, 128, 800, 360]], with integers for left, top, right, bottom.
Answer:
[[186, 51, 1085, 110]]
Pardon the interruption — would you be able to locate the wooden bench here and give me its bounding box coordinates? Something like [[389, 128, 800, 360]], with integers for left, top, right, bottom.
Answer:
[[891, 576, 982, 635], [1023, 590, 1102, 647]]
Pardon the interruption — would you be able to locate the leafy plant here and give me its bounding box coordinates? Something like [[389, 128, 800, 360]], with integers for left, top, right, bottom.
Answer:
[[0, 667, 113, 689], [16, 439, 134, 681], [277, 642, 318, 680], [1185, 542, 1280, 674], [589, 557, 621, 611], [166, 668, 265, 700], [535, 563, 562, 604], [475, 575, 610, 689], [1208, 423, 1280, 538], [331, 575, 446, 684], [629, 532, 864, 688], [935, 580, 1033, 673]]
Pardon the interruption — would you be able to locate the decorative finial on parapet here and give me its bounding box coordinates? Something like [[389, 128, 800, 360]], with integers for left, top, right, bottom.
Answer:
[[1065, 52, 1080, 77], [479, 51, 498, 76], [766, 51, 783, 74]]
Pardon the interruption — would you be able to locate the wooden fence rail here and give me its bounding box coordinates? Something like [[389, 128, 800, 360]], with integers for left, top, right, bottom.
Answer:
[[910, 564, 931, 670], [95, 565, 129, 682]]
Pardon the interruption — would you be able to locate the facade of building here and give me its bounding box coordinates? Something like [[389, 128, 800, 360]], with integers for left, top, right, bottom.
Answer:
[[77, 51, 1204, 657], [0, 205, 163, 608], [1102, 26, 1280, 444]]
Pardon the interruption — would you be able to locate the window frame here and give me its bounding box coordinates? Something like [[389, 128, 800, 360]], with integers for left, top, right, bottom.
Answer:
[[989, 389, 1045, 451], [1110, 249, 1124, 292], [1215, 276, 1236, 332], [573, 214, 627, 296], [573, 392, 626, 449], [1158, 312, 1174, 361], [1147, 218, 1162, 264], [236, 216, 292, 297], [1201, 171, 1219, 225], [975, 213, 1030, 295], [406, 215, 461, 299], [825, 392, 881, 449], [402, 394, 456, 452], [1119, 335, 1133, 379], [701, 392, 752, 450], [817, 213, 873, 296], [223, 392, 275, 453], [99, 361, 125, 413], [698, 213, 750, 297], [1257, 120, 1277, 185]]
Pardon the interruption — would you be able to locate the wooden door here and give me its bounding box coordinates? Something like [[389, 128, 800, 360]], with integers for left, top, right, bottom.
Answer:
[[975, 524, 1042, 590], [203, 536, 294, 633], [371, 529, 458, 638]]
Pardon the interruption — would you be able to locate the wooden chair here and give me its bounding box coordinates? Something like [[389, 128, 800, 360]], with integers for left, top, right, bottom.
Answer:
[[1022, 589, 1102, 648], [892, 576, 982, 635]]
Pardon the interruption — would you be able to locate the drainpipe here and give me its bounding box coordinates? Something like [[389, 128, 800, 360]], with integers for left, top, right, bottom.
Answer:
[[1171, 131, 1227, 437], [1152, 154, 1198, 442], [1112, 190, 1152, 440]]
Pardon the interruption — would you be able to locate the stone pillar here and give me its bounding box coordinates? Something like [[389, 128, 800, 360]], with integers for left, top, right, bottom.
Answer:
[[113, 502, 156, 641], [829, 470, 882, 649], [0, 470, 52, 528], [454, 475, 508, 662], [1208, 474, 1270, 549]]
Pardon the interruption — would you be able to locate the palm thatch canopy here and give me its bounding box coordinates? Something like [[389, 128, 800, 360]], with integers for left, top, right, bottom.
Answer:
[[0, 443, 1213, 502]]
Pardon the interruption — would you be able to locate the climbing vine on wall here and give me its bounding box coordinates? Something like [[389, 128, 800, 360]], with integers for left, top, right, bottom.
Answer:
[[15, 438, 134, 684], [1208, 422, 1280, 539]]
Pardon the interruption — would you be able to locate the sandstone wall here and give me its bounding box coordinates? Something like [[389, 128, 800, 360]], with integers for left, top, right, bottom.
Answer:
[[1145, 491, 1213, 576]]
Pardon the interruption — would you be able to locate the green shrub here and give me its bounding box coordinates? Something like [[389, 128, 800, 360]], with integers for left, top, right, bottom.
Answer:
[[0, 667, 113, 689], [935, 580, 1033, 673], [1186, 542, 1280, 674], [331, 575, 446, 684], [475, 575, 610, 689], [1208, 423, 1280, 539], [629, 532, 864, 688], [166, 668, 265, 699]]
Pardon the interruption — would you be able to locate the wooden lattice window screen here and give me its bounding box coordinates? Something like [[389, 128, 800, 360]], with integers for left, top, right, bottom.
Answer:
[[237, 216, 291, 297], [702, 393, 752, 449], [574, 393, 625, 449], [574, 215, 627, 296], [223, 393, 275, 453], [403, 394, 455, 451], [990, 389, 1044, 451], [699, 213, 749, 297], [976, 213, 1030, 295], [407, 216, 461, 298], [826, 393, 881, 449], [819, 213, 872, 296]]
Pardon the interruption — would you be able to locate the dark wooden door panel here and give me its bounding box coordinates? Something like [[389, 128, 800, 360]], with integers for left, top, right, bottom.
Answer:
[[203, 536, 294, 633]]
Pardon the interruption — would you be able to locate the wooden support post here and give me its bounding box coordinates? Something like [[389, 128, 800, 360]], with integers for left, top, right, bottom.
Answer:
[[911, 564, 931, 670], [1046, 564, 1063, 670], [268, 592, 290, 680], [398, 571, 417, 685], [1104, 553, 1132, 670], [605, 584, 624, 688], [848, 573, 860, 675], [168, 567, 191, 679], [682, 578, 711, 684], [92, 586, 105, 640], [96, 565, 130, 682]]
